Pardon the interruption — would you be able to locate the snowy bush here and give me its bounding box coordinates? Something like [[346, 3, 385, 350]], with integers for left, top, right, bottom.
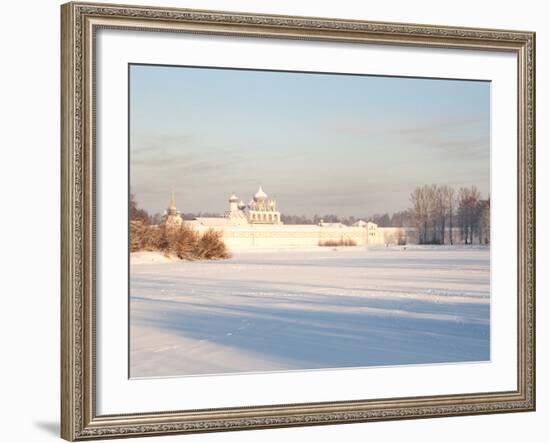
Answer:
[[196, 229, 230, 260], [318, 238, 357, 247], [130, 222, 230, 260]]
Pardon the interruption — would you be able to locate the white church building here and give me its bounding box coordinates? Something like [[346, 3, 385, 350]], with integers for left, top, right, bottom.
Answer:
[[164, 186, 416, 251]]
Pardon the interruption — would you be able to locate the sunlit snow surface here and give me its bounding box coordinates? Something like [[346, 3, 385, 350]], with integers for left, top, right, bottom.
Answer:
[[130, 246, 490, 377]]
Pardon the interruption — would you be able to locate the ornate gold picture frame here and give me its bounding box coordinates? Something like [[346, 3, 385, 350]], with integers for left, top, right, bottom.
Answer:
[[61, 2, 535, 440]]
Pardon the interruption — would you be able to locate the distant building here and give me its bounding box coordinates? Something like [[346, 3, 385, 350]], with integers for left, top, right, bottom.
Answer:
[[162, 191, 183, 229], [165, 186, 417, 250], [223, 186, 282, 225]]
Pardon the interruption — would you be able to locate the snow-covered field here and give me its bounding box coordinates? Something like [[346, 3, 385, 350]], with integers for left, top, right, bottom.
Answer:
[[130, 246, 490, 378]]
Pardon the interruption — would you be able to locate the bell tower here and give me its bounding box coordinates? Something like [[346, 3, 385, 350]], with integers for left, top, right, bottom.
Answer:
[[163, 190, 183, 228]]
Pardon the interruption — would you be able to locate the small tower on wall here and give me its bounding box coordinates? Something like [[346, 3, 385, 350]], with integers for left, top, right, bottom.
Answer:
[[228, 193, 239, 212], [163, 191, 183, 229], [224, 193, 249, 225]]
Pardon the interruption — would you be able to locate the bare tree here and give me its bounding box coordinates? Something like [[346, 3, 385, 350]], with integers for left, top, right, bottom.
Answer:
[[457, 186, 481, 244], [433, 185, 446, 244], [441, 185, 455, 245], [130, 193, 150, 223], [416, 184, 445, 244], [391, 210, 414, 228], [369, 213, 391, 227], [410, 185, 432, 244], [425, 185, 437, 243], [150, 212, 163, 225], [478, 197, 490, 244]]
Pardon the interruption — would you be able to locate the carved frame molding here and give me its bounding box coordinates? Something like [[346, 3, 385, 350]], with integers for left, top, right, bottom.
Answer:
[[61, 2, 535, 440]]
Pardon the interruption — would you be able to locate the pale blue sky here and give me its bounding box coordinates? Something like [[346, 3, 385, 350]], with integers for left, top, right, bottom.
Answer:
[[130, 64, 490, 217]]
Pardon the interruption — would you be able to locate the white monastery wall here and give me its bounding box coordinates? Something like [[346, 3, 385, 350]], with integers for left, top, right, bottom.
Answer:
[[189, 222, 418, 251], [223, 225, 368, 250], [166, 188, 419, 251]]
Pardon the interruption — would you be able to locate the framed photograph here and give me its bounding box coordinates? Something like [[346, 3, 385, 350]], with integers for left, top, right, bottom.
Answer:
[[61, 2, 536, 440]]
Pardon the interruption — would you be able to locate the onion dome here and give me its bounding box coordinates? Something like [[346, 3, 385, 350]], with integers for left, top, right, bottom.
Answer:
[[254, 186, 268, 201], [238, 200, 246, 210], [229, 193, 239, 202]]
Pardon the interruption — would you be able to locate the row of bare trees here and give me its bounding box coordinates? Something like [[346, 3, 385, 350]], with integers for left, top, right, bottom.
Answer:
[[367, 211, 415, 228], [410, 185, 490, 245]]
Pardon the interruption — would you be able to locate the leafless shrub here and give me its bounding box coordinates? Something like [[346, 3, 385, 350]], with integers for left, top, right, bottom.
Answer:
[[319, 238, 357, 247], [171, 225, 200, 260], [148, 224, 170, 252], [130, 220, 150, 252], [130, 222, 230, 260], [196, 229, 230, 260]]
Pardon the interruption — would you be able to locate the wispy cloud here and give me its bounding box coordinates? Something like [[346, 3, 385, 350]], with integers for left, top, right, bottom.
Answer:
[[328, 112, 489, 159], [129, 65, 490, 216]]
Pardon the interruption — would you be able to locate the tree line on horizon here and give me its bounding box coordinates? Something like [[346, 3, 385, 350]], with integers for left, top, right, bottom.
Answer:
[[409, 184, 490, 245], [275, 185, 490, 246], [131, 184, 490, 246]]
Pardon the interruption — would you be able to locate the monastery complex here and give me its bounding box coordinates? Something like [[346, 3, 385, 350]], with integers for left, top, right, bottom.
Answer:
[[163, 187, 417, 251]]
